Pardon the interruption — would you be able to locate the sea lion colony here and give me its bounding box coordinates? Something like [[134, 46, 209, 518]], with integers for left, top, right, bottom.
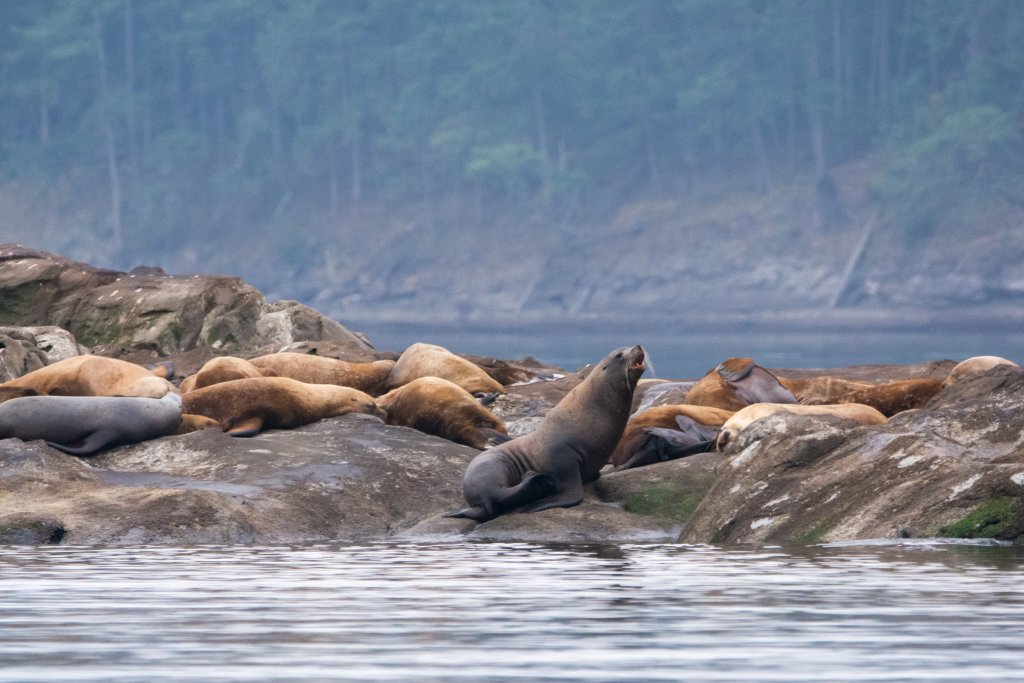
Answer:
[[0, 343, 1017, 514]]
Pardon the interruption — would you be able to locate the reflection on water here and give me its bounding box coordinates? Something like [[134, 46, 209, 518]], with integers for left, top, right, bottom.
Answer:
[[359, 323, 1024, 378], [1, 541, 1022, 682]]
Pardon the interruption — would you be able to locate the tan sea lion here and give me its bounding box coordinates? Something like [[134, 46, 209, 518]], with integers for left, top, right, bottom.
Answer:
[[716, 402, 887, 450], [248, 352, 395, 393], [779, 375, 942, 417], [684, 358, 796, 412], [177, 413, 221, 434], [383, 343, 504, 398], [445, 345, 646, 522], [0, 386, 42, 403], [610, 405, 734, 471], [942, 355, 1019, 387], [1, 356, 175, 398], [376, 376, 511, 450], [0, 392, 182, 455], [179, 356, 270, 393], [181, 376, 385, 437]]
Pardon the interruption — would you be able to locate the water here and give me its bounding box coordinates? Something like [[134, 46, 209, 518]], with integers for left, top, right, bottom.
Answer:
[[356, 323, 1024, 378], [2, 541, 1023, 682]]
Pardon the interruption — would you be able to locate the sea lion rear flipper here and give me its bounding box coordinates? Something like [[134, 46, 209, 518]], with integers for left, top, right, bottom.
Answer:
[[482, 429, 513, 448], [475, 391, 500, 406], [717, 358, 755, 383], [519, 472, 583, 513], [46, 430, 115, 456], [226, 417, 264, 437]]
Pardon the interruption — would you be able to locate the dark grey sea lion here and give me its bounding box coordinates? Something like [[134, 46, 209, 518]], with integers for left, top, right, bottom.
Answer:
[[0, 392, 183, 455], [445, 345, 647, 522]]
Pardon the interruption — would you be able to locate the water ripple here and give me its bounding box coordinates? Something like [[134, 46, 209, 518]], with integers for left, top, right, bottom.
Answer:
[[0, 541, 1022, 681]]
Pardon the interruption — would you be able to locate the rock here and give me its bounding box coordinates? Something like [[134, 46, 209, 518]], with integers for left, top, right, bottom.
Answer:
[[0, 414, 476, 545], [680, 365, 1024, 545], [0, 244, 371, 361], [0, 326, 85, 381], [594, 453, 724, 525]]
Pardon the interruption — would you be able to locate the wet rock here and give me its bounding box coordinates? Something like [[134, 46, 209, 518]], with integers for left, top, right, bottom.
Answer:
[[680, 365, 1024, 545]]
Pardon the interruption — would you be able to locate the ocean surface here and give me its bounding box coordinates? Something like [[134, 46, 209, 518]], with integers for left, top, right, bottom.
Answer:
[[1, 540, 1022, 682], [355, 323, 1024, 379]]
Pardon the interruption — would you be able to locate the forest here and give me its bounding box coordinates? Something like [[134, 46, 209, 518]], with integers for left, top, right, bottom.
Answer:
[[1, 1, 1023, 319]]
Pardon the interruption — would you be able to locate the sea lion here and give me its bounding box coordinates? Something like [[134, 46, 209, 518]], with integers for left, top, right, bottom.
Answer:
[[0, 355, 175, 398], [942, 355, 1019, 387], [179, 356, 269, 393], [0, 386, 42, 403], [684, 358, 796, 411], [248, 352, 395, 393], [716, 402, 887, 450], [632, 379, 697, 414], [181, 376, 385, 437], [779, 375, 942, 417], [610, 405, 734, 471], [0, 392, 183, 455], [376, 376, 511, 449], [445, 345, 646, 522], [383, 343, 505, 397]]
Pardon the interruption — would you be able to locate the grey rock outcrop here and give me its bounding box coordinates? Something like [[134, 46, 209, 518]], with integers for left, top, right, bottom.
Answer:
[[680, 365, 1024, 545], [0, 326, 85, 381], [0, 244, 372, 362]]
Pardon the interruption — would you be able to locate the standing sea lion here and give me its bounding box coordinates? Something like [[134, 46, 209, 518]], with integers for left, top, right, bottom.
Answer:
[[0, 392, 183, 455], [248, 352, 395, 394], [376, 376, 510, 449], [445, 345, 646, 522], [182, 376, 385, 437], [684, 358, 796, 411], [1, 355, 175, 398]]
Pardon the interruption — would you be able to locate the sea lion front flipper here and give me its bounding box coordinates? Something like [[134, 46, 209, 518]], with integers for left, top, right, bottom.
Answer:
[[717, 358, 755, 383], [443, 506, 492, 521], [226, 417, 264, 437], [46, 429, 115, 456]]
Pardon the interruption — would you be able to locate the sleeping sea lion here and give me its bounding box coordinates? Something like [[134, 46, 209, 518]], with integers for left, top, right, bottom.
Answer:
[[779, 375, 943, 416], [376, 376, 510, 449], [383, 343, 504, 397], [181, 376, 385, 437], [179, 356, 269, 393], [1, 355, 175, 398], [610, 405, 734, 471], [0, 392, 182, 455], [684, 358, 796, 411], [445, 345, 646, 522], [942, 356, 1019, 387], [248, 352, 395, 393], [716, 402, 887, 450]]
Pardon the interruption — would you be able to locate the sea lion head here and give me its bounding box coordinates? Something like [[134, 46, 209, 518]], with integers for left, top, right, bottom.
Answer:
[[597, 345, 647, 393]]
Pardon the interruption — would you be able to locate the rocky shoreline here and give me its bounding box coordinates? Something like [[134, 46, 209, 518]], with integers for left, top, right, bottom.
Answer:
[[1, 244, 1022, 546]]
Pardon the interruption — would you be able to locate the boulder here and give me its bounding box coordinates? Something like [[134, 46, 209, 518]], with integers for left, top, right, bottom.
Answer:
[[0, 326, 84, 381], [0, 414, 475, 545], [680, 365, 1024, 545], [0, 244, 371, 361]]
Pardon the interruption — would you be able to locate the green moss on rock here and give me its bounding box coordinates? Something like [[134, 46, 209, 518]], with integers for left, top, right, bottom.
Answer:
[[622, 483, 704, 523], [942, 497, 1024, 542], [790, 512, 845, 545], [0, 282, 45, 324]]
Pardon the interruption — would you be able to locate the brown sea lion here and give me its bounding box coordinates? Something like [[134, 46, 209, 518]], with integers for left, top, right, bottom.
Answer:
[[942, 355, 1019, 387], [610, 405, 734, 471], [716, 402, 887, 450], [445, 345, 646, 522], [684, 358, 797, 412], [0, 386, 42, 403], [779, 375, 942, 417], [0, 392, 182, 455], [1, 355, 176, 398], [376, 376, 511, 450], [248, 352, 395, 393], [177, 413, 221, 434], [383, 343, 504, 398], [179, 356, 270, 393], [182, 377, 385, 437]]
